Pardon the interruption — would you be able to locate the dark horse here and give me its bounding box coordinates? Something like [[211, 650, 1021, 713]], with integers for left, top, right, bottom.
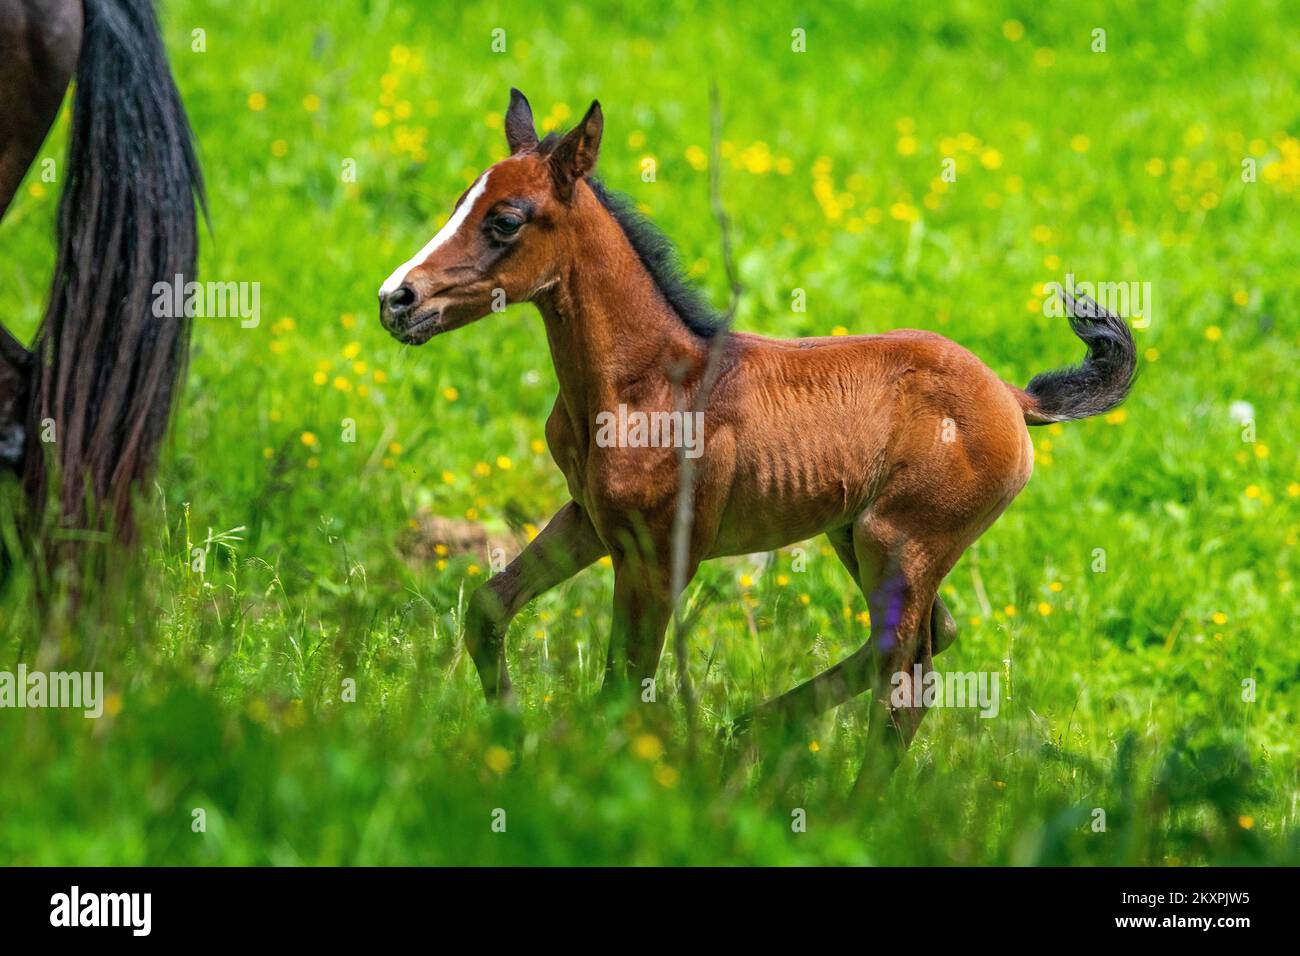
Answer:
[[0, 0, 202, 570], [377, 90, 1135, 755]]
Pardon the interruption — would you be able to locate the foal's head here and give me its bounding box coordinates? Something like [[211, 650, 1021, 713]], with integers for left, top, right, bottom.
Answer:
[[378, 89, 602, 344]]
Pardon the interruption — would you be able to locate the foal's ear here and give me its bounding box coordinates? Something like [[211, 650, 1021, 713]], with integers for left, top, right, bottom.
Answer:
[[549, 100, 603, 200], [504, 88, 539, 154]]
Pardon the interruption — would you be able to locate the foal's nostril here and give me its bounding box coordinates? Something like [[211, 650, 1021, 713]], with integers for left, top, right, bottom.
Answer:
[[387, 284, 417, 311]]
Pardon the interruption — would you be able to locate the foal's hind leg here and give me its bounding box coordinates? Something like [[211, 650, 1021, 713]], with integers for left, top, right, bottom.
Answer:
[[732, 516, 934, 734], [827, 525, 959, 658], [464, 500, 605, 702]]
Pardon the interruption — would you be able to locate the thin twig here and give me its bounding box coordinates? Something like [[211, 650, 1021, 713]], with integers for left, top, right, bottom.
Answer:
[[669, 82, 743, 759]]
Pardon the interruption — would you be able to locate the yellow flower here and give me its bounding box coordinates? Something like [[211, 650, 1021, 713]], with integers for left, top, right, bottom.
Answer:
[[653, 764, 679, 788], [473, 461, 491, 477], [312, 371, 328, 386], [1233, 290, 1249, 306], [799, 593, 812, 606], [889, 201, 918, 222], [1212, 612, 1228, 625], [1105, 408, 1128, 425], [302, 94, 321, 113], [632, 734, 664, 761], [1205, 325, 1222, 341], [1238, 815, 1254, 830], [685, 145, 707, 171], [1050, 581, 1063, 592], [1070, 134, 1091, 153], [831, 325, 849, 336], [271, 139, 288, 157], [739, 574, 754, 588], [332, 376, 351, 392], [980, 148, 1003, 170], [896, 136, 918, 156], [388, 442, 403, 455], [1031, 224, 1052, 243], [776, 574, 790, 586], [1144, 348, 1159, 362], [530, 439, 546, 454], [300, 431, 319, 447], [1004, 605, 1017, 617], [1145, 158, 1166, 176], [467, 564, 481, 576], [28, 182, 45, 199], [443, 386, 459, 401], [1254, 443, 1269, 459], [1245, 484, 1261, 499], [306, 456, 319, 469], [441, 470, 455, 484], [485, 746, 512, 773], [373, 109, 391, 128], [495, 455, 513, 470], [1002, 19, 1024, 41], [340, 313, 356, 328], [464, 507, 478, 520], [1037, 602, 1052, 616], [342, 341, 361, 359], [373, 370, 388, 383], [808, 740, 821, 753], [247, 92, 267, 111], [1287, 482, 1300, 498]]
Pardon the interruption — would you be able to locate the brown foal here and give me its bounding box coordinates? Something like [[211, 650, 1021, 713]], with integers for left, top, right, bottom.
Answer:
[[377, 90, 1135, 749]]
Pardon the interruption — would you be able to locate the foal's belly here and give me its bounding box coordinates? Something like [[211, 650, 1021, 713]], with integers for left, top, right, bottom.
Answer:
[[705, 410, 893, 557]]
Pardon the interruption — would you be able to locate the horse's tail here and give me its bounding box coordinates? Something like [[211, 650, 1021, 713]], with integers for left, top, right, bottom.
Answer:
[[1014, 288, 1137, 426], [23, 0, 204, 542]]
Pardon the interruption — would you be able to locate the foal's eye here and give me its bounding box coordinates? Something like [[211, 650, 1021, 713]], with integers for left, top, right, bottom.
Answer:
[[492, 213, 524, 236]]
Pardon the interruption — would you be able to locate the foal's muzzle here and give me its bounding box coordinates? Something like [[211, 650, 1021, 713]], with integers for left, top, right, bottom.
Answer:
[[379, 283, 442, 345]]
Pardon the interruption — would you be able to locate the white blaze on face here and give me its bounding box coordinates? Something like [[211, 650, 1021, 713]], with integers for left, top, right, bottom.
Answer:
[[378, 171, 492, 298]]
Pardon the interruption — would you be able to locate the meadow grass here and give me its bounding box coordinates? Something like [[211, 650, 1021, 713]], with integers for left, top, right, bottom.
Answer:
[[1, 0, 1297, 864]]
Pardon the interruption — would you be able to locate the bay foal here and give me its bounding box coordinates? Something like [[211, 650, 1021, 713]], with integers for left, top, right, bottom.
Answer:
[[378, 90, 1135, 748]]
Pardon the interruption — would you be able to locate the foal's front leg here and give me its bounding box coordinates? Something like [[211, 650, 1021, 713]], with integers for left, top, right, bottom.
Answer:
[[603, 549, 694, 699], [464, 500, 605, 702]]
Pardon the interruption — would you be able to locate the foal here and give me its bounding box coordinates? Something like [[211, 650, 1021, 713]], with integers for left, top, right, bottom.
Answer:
[[378, 90, 1135, 748]]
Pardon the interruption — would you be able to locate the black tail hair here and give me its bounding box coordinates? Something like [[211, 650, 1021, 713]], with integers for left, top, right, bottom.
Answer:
[[1022, 287, 1137, 425], [23, 0, 204, 542]]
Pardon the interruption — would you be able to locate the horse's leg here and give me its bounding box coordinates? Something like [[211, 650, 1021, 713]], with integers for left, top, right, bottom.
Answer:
[[733, 514, 942, 736], [464, 500, 605, 703], [602, 542, 691, 699], [0, 0, 83, 219], [828, 524, 958, 657]]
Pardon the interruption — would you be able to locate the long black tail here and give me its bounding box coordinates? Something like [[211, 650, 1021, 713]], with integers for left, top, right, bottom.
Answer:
[[23, 0, 204, 542], [1018, 287, 1137, 425]]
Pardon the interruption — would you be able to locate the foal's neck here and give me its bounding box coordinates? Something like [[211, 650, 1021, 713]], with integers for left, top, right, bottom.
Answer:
[[534, 185, 705, 423]]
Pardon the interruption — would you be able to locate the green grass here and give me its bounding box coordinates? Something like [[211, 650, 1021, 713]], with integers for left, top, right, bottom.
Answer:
[[2, 0, 1298, 864]]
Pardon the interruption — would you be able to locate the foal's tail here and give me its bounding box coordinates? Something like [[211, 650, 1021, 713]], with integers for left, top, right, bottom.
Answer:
[[23, 0, 204, 542], [1015, 288, 1137, 426]]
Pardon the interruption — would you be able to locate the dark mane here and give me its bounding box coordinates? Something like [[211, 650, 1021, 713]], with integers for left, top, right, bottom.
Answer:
[[537, 133, 724, 338]]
